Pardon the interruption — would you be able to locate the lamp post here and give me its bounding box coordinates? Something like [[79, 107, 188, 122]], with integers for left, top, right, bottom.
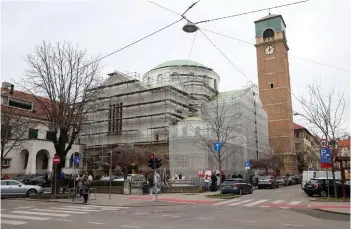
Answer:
[[182, 21, 198, 33]]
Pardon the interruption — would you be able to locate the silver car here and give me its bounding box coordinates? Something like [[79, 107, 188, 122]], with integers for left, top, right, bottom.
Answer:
[[1, 180, 44, 197]]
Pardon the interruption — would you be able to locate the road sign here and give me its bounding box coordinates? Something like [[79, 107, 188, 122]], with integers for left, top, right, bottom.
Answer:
[[320, 139, 329, 148], [320, 148, 332, 168], [213, 142, 222, 152], [244, 161, 251, 170], [53, 155, 61, 165], [73, 155, 79, 165]]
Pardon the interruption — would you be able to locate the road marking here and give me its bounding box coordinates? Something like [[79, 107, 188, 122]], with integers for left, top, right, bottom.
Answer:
[[1, 214, 51, 221], [283, 224, 303, 227], [243, 199, 269, 207], [56, 219, 73, 222], [31, 208, 88, 214], [213, 198, 241, 206], [261, 200, 284, 207], [14, 206, 34, 209], [88, 221, 108, 225], [232, 220, 257, 223], [1, 219, 27, 225], [280, 201, 303, 209], [50, 207, 101, 212], [121, 225, 141, 228], [12, 210, 69, 217], [196, 217, 214, 220], [63, 205, 127, 210], [161, 214, 180, 218], [229, 199, 254, 206]]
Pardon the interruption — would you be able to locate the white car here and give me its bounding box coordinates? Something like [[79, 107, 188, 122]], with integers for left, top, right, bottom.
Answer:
[[1, 180, 44, 197]]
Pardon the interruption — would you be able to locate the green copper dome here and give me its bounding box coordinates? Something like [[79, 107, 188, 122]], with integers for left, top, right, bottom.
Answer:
[[150, 59, 210, 71]]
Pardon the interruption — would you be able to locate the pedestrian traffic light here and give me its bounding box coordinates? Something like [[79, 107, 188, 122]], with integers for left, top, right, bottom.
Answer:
[[148, 158, 155, 169], [155, 158, 162, 169]]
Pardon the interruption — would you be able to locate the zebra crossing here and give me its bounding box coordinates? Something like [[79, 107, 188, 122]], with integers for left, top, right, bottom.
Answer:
[[213, 198, 305, 209], [1, 204, 128, 226]]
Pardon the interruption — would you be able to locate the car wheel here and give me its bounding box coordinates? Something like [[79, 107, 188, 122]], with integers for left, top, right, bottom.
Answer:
[[27, 189, 37, 197], [249, 187, 253, 194], [239, 189, 243, 195], [320, 190, 327, 197]]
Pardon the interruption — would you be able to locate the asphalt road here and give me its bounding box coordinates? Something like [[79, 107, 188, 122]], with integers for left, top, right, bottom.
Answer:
[[1, 185, 349, 229]]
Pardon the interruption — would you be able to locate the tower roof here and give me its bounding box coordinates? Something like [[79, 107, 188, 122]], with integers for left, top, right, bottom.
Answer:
[[254, 14, 287, 27]]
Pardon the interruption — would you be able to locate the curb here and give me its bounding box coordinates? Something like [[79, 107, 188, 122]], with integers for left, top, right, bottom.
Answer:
[[312, 208, 351, 216]]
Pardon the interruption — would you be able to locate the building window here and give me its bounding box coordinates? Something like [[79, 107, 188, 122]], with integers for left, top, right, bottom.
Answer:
[[189, 72, 194, 76], [8, 98, 33, 110], [214, 79, 218, 91], [46, 131, 56, 141], [28, 128, 39, 139], [1, 158, 12, 167], [108, 103, 123, 134], [270, 83, 274, 88], [157, 74, 163, 84], [263, 29, 274, 39], [171, 72, 178, 81]]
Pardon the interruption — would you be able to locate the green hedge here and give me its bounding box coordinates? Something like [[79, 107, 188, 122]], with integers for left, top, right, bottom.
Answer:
[[90, 180, 124, 187]]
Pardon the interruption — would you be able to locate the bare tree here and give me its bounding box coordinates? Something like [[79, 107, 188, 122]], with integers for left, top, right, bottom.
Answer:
[[255, 145, 280, 174], [295, 80, 347, 197], [22, 41, 102, 194], [296, 149, 319, 174], [192, 97, 245, 186], [1, 105, 33, 172]]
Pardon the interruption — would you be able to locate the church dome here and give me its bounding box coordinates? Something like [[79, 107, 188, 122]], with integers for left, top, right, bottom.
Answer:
[[149, 59, 211, 72]]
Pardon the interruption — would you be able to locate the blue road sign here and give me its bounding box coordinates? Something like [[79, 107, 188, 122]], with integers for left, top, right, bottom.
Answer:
[[73, 155, 80, 165], [320, 148, 331, 163], [213, 142, 222, 152], [244, 161, 251, 168]]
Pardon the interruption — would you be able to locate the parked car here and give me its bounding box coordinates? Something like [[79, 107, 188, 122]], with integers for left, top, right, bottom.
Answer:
[[1, 180, 44, 197], [258, 176, 279, 189], [287, 176, 296, 185], [221, 178, 253, 195], [276, 176, 288, 187], [303, 177, 350, 197]]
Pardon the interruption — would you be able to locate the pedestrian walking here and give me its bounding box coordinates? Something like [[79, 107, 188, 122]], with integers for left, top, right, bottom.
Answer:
[[81, 173, 91, 204]]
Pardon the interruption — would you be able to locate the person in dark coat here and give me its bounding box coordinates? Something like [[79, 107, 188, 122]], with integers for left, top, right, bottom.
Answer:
[[211, 173, 217, 191], [237, 173, 243, 179], [81, 174, 91, 204]]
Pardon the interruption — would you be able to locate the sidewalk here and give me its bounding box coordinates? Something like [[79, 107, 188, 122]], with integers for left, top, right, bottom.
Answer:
[[307, 201, 350, 215]]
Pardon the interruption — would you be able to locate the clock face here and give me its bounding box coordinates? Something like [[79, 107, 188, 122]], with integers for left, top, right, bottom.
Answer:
[[264, 45, 275, 55]]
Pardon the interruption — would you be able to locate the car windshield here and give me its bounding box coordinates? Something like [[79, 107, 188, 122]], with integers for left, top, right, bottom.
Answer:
[[309, 179, 323, 184]]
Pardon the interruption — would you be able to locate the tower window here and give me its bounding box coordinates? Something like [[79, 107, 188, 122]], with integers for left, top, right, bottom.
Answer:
[[263, 29, 274, 39], [270, 83, 274, 88]]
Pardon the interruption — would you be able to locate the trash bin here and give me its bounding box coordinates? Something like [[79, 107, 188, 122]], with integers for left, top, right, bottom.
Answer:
[[142, 182, 148, 195]]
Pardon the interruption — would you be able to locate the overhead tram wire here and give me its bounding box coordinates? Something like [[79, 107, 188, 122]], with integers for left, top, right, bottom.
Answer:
[[200, 28, 351, 73], [194, 0, 310, 24]]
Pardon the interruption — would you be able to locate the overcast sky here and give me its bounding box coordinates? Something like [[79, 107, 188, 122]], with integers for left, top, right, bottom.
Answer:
[[1, 0, 350, 132]]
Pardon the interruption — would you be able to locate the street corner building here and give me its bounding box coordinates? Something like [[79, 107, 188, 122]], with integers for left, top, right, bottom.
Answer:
[[79, 59, 270, 178], [1, 83, 85, 176]]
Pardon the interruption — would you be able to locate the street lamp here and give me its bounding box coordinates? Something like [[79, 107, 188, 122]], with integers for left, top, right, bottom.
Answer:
[[182, 21, 198, 33]]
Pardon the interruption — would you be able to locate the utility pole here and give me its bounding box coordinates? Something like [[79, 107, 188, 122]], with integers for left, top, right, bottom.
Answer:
[[109, 148, 113, 200], [153, 153, 158, 201]]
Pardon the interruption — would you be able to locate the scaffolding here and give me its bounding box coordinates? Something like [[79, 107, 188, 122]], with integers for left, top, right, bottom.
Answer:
[[168, 86, 269, 179]]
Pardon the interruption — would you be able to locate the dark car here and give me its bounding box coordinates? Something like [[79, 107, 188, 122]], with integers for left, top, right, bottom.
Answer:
[[221, 179, 253, 195], [303, 177, 350, 197], [258, 176, 279, 189], [287, 176, 296, 185], [276, 176, 288, 187]]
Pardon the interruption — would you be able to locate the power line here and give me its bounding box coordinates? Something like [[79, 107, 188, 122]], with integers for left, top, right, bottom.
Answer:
[[195, 0, 310, 24], [201, 28, 350, 73], [147, 0, 182, 17], [86, 18, 183, 68], [182, 0, 201, 17], [199, 29, 252, 83]]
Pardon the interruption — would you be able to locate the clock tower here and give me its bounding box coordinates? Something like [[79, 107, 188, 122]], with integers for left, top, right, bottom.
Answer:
[[254, 14, 296, 175]]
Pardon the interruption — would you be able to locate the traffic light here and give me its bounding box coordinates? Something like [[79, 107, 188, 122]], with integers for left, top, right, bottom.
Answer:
[[148, 158, 155, 169], [155, 158, 162, 169]]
